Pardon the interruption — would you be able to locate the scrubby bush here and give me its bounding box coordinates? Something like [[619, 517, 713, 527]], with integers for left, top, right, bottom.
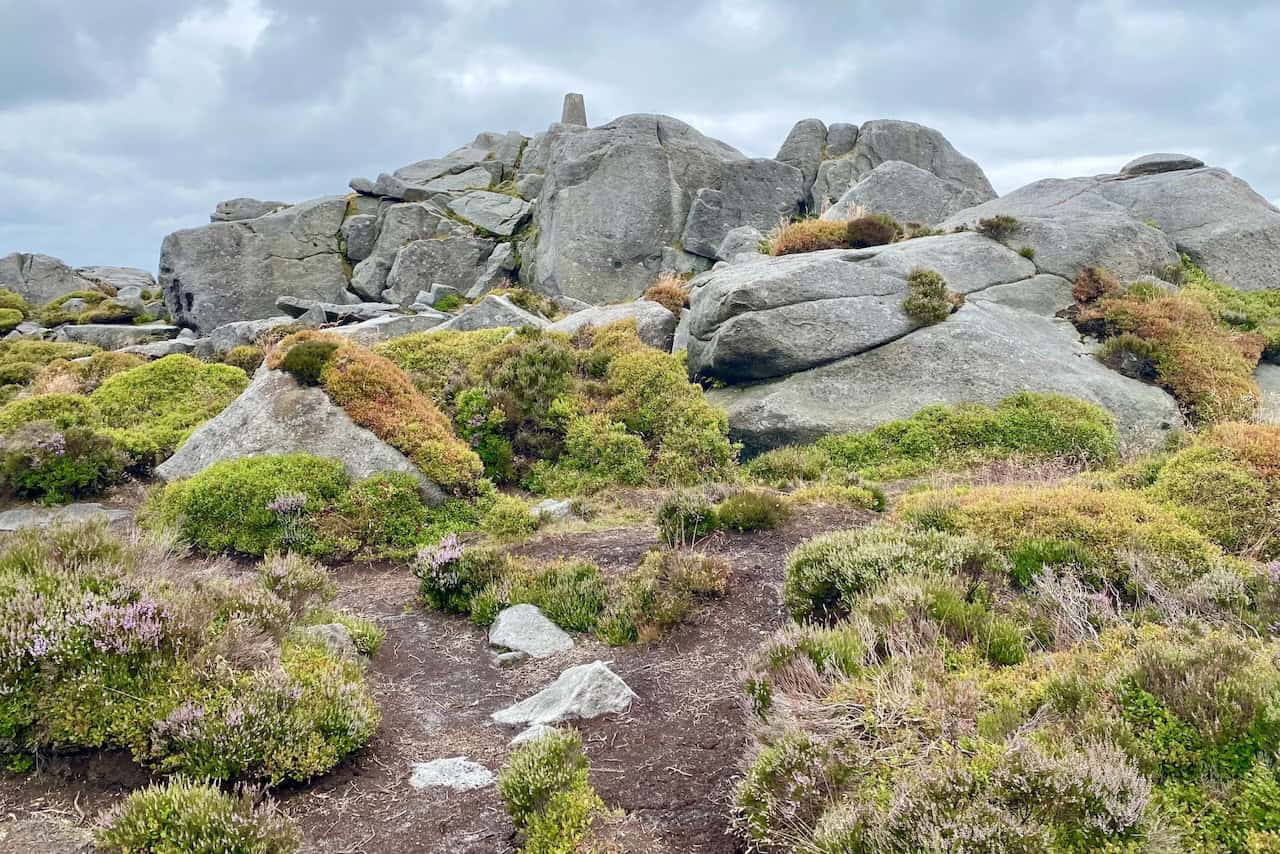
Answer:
[[499, 729, 608, 853], [656, 491, 718, 548], [38, 289, 112, 326], [280, 339, 339, 386], [977, 214, 1021, 241], [0, 391, 98, 433], [482, 493, 539, 541], [376, 327, 511, 401], [0, 308, 21, 333], [32, 350, 145, 395], [0, 421, 127, 504], [0, 522, 378, 783], [0, 339, 98, 398], [902, 266, 959, 324], [223, 344, 265, 374], [474, 559, 609, 630], [766, 218, 850, 256], [0, 288, 32, 317], [716, 489, 791, 532], [414, 537, 504, 614], [642, 274, 689, 316], [95, 778, 301, 854], [1180, 255, 1280, 361], [845, 213, 900, 248], [316, 471, 433, 560], [596, 549, 729, 645], [490, 286, 558, 319], [433, 293, 464, 312]]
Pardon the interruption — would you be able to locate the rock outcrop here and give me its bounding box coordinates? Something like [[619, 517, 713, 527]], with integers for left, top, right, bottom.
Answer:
[[822, 160, 988, 226], [547, 300, 677, 351], [0, 253, 98, 305], [682, 159, 806, 259], [491, 660, 637, 727]]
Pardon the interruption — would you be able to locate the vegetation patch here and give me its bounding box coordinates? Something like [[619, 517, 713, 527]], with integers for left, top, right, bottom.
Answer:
[[901, 267, 961, 324], [642, 274, 690, 317], [845, 213, 900, 248], [765, 218, 851, 256], [0, 523, 378, 782], [499, 729, 613, 853]]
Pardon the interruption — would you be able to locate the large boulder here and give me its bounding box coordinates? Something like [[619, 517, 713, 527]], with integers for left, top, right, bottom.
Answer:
[[686, 233, 1035, 381], [371, 135, 507, 201], [432, 294, 548, 333], [491, 660, 637, 727], [529, 114, 744, 304], [382, 235, 497, 305], [156, 368, 444, 502], [1120, 153, 1205, 176], [822, 160, 988, 226], [159, 196, 351, 333], [203, 316, 296, 355], [547, 299, 677, 350], [447, 191, 532, 237], [708, 301, 1180, 456], [333, 312, 449, 345], [849, 119, 996, 201], [682, 159, 806, 259], [775, 118, 827, 194], [940, 178, 1180, 282], [211, 197, 289, 222], [0, 253, 97, 305], [75, 266, 156, 292], [349, 202, 447, 301]]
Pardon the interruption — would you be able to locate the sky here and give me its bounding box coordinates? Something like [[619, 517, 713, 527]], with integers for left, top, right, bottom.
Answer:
[[3, 0, 1278, 273]]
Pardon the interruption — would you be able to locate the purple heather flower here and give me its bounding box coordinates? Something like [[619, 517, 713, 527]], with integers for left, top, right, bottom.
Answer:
[[267, 492, 309, 515]]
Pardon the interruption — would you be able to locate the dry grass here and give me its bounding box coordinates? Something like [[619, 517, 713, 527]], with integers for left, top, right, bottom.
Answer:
[[641, 275, 690, 317], [765, 218, 850, 256]]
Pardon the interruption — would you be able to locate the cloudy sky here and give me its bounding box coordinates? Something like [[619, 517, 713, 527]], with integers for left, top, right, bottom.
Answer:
[[3, 0, 1278, 272]]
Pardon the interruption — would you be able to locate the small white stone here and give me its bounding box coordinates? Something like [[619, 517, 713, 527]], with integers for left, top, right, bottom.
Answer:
[[408, 757, 494, 791]]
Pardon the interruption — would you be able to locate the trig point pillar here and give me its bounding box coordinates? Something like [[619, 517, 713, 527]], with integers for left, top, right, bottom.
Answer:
[[561, 93, 587, 126]]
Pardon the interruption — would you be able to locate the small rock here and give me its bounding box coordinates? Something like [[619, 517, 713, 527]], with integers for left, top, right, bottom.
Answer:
[[276, 296, 397, 322], [494, 650, 529, 667], [447, 191, 533, 237], [489, 604, 574, 659], [0, 503, 130, 532], [408, 758, 495, 791], [510, 724, 558, 746], [531, 498, 573, 522], [211, 197, 290, 222], [349, 177, 376, 194], [547, 301, 676, 351], [333, 312, 449, 345], [55, 323, 180, 350], [1120, 152, 1206, 176], [119, 339, 197, 358], [432, 294, 549, 333], [492, 660, 637, 727]]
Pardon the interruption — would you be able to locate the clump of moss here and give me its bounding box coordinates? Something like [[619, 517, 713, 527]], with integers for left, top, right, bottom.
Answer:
[[902, 267, 959, 324], [765, 218, 850, 256], [433, 293, 465, 312], [376, 327, 511, 402], [0, 308, 21, 334], [489, 286, 557, 319], [0, 288, 32, 318], [29, 350, 145, 396], [642, 274, 690, 317], [977, 214, 1021, 242], [222, 344, 265, 374], [280, 339, 338, 386], [96, 778, 301, 854], [1179, 255, 1280, 361], [845, 213, 900, 249], [37, 289, 112, 326]]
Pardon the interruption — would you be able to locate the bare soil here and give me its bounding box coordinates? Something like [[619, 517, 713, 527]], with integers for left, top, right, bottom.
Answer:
[[0, 504, 873, 853]]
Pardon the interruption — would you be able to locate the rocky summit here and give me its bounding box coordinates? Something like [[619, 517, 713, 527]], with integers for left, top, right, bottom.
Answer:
[[3, 93, 1280, 854]]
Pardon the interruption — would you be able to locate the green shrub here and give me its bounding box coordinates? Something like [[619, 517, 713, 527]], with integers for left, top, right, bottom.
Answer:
[[744, 444, 830, 488], [433, 293, 464, 312], [0, 421, 127, 504], [499, 728, 600, 828], [596, 549, 728, 645], [478, 559, 609, 630], [539, 413, 649, 493], [1018, 245, 1037, 260], [845, 214, 900, 248], [414, 538, 507, 614], [483, 493, 539, 541], [977, 214, 1021, 241], [1180, 255, 1280, 361], [0, 392, 97, 433], [38, 289, 109, 325], [376, 327, 511, 402], [656, 491, 718, 548], [316, 471, 432, 559], [0, 338, 97, 372], [302, 609, 385, 655], [717, 490, 791, 532], [0, 308, 21, 333], [280, 339, 338, 385], [1147, 444, 1275, 557], [95, 778, 301, 854], [0, 288, 31, 318], [902, 267, 956, 324], [223, 345, 265, 374], [41, 350, 145, 394]]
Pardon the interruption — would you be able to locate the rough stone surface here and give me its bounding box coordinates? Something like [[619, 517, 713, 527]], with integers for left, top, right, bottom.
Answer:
[[1121, 153, 1205, 176], [333, 312, 448, 345], [0, 503, 130, 532], [510, 724, 558, 746], [276, 296, 396, 322], [75, 266, 156, 292], [531, 114, 743, 304], [160, 196, 350, 332], [431, 295, 548, 333], [561, 92, 587, 126], [682, 159, 806, 259], [205, 316, 296, 354], [547, 300, 677, 351], [812, 158, 860, 211], [447, 191, 532, 237], [156, 368, 443, 502], [297, 623, 359, 661], [826, 122, 859, 158], [491, 660, 638, 727], [850, 119, 996, 201], [940, 178, 1180, 282], [408, 758, 494, 792], [969, 274, 1075, 317], [775, 118, 827, 192], [383, 236, 496, 305], [822, 160, 988, 226], [687, 234, 1034, 381], [465, 242, 517, 299], [717, 226, 766, 262], [708, 301, 1181, 456], [341, 214, 379, 262], [372, 143, 496, 201], [0, 252, 96, 305], [55, 323, 180, 350], [1259, 364, 1280, 425], [531, 498, 574, 522], [350, 203, 444, 300], [119, 339, 197, 358], [489, 604, 574, 658], [211, 197, 289, 222], [0, 815, 94, 853]]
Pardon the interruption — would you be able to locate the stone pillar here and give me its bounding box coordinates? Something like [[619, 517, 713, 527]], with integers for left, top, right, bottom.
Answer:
[[561, 93, 587, 127]]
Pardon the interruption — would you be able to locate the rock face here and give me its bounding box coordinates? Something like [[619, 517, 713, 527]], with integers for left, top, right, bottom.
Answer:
[[850, 119, 996, 201], [448, 191, 533, 237], [383, 236, 497, 305], [211, 198, 289, 222], [432, 294, 548, 333], [530, 114, 744, 304], [371, 136, 506, 201], [708, 301, 1180, 455], [822, 160, 988, 226], [55, 323, 180, 350], [76, 266, 156, 292], [489, 605, 574, 658], [155, 368, 444, 502], [492, 660, 637, 727], [1121, 153, 1205, 176], [775, 118, 827, 194], [0, 253, 97, 305], [682, 159, 806, 259], [687, 233, 1035, 381], [547, 300, 677, 350], [160, 196, 350, 333]]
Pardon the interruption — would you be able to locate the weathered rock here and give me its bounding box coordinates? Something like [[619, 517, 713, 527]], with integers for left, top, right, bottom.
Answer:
[[432, 295, 548, 333], [372, 142, 496, 201], [383, 236, 496, 305], [823, 160, 988, 226], [562, 92, 587, 126], [408, 758, 494, 791], [349, 203, 444, 300], [708, 301, 1180, 455], [333, 312, 449, 345], [1258, 364, 1280, 425], [0, 252, 96, 305], [417, 284, 461, 308], [160, 196, 350, 332], [448, 191, 532, 237], [119, 339, 197, 358], [0, 502, 130, 532], [775, 118, 827, 192], [547, 300, 677, 350], [1095, 167, 1280, 291], [682, 159, 806, 259], [826, 122, 859, 158], [211, 197, 289, 222], [297, 623, 359, 661], [55, 323, 180, 350], [341, 214, 379, 262], [489, 604, 574, 659], [349, 177, 376, 194], [276, 296, 396, 322], [466, 242, 518, 299], [75, 266, 156, 293], [531, 114, 743, 304], [850, 119, 996, 201], [491, 660, 637, 727], [155, 368, 444, 503], [717, 226, 766, 263], [204, 316, 296, 355], [687, 234, 1034, 381], [531, 498, 574, 522], [1120, 152, 1205, 176], [969, 274, 1074, 317], [940, 178, 1180, 282], [510, 724, 558, 746], [812, 158, 860, 211]]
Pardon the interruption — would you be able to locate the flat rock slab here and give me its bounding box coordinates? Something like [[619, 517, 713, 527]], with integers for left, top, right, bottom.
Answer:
[[489, 604, 574, 659], [408, 758, 494, 791], [432, 295, 548, 333], [0, 502, 130, 532], [334, 312, 449, 346], [1121, 152, 1205, 176], [55, 323, 180, 350], [547, 300, 677, 351], [448, 191, 532, 237], [492, 660, 637, 727]]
